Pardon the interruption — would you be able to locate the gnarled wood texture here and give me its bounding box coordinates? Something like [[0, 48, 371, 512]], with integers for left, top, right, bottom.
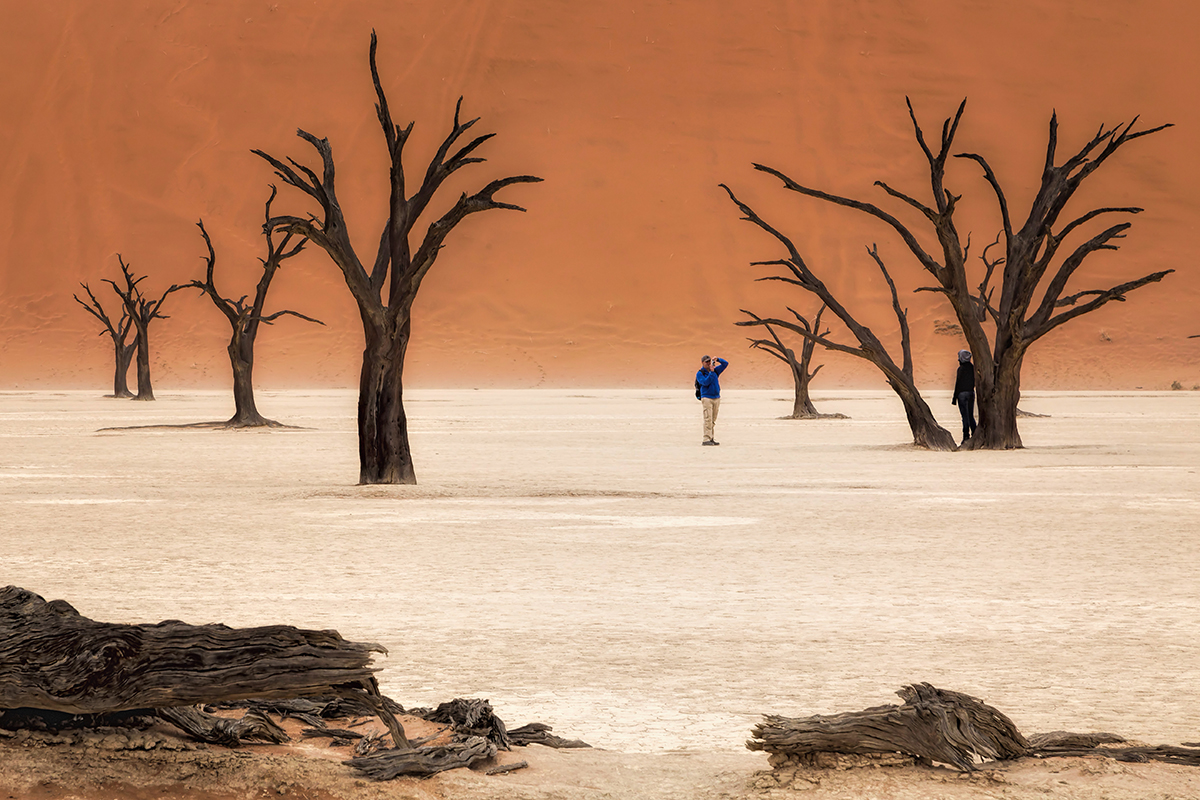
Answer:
[[748, 683, 1028, 771], [0, 586, 408, 749], [348, 736, 497, 779]]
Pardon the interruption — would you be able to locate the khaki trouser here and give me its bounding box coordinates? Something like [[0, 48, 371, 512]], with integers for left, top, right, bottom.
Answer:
[[702, 397, 721, 442]]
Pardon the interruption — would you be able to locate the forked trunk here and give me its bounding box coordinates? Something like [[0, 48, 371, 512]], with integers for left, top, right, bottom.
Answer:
[[790, 364, 818, 418], [965, 348, 1025, 450], [358, 319, 415, 485], [113, 343, 135, 399], [228, 336, 271, 427], [132, 328, 154, 401]]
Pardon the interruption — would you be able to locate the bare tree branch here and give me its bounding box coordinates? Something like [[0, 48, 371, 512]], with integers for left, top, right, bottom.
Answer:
[[1036, 269, 1174, 338], [751, 164, 946, 281], [865, 244, 913, 379]]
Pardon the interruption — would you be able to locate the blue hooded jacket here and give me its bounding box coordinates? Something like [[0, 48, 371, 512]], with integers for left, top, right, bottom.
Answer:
[[696, 358, 728, 399]]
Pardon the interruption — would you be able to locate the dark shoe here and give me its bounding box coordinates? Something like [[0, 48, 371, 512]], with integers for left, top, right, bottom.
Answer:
[[702, 440, 718, 446]]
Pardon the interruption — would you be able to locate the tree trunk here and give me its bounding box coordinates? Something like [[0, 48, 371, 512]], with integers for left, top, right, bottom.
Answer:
[[790, 363, 819, 418], [891, 379, 958, 451], [112, 342, 135, 399], [966, 347, 1024, 450], [132, 328, 154, 401], [227, 334, 272, 427], [358, 318, 415, 485]]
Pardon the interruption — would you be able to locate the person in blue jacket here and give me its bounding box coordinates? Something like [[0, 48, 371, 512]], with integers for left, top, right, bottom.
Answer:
[[696, 355, 728, 445]]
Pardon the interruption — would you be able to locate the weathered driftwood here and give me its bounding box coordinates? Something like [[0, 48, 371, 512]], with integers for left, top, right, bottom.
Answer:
[[748, 683, 1028, 771], [752, 685, 1200, 772], [1027, 731, 1200, 766], [347, 736, 498, 780], [157, 707, 289, 747], [0, 586, 408, 749], [419, 698, 511, 750], [508, 722, 591, 749]]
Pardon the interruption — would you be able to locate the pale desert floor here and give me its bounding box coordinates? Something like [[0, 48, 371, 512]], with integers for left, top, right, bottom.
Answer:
[[1, 388, 1198, 756]]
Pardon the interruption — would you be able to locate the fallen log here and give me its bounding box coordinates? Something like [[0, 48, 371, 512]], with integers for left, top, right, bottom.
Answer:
[[508, 722, 591, 749], [157, 707, 289, 747], [1027, 732, 1200, 766], [751, 684, 1200, 773], [0, 586, 408, 748], [748, 683, 1028, 771], [347, 736, 498, 779]]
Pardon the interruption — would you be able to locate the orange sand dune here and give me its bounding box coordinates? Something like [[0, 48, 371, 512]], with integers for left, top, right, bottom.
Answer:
[[0, 1, 1196, 391]]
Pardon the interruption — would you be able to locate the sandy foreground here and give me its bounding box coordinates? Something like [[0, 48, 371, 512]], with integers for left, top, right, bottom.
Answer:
[[1, 388, 1198, 798]]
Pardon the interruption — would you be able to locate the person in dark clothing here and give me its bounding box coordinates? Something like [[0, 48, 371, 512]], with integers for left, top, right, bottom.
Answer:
[[951, 349, 976, 444]]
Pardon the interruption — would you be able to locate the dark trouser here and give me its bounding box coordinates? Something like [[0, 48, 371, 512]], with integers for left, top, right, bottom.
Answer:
[[957, 391, 977, 441]]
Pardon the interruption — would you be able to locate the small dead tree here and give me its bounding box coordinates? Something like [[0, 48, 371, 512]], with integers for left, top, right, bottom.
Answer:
[[253, 32, 541, 484], [73, 283, 137, 398], [103, 257, 182, 401], [724, 184, 956, 450], [181, 194, 321, 427], [752, 99, 1173, 449], [743, 304, 845, 420]]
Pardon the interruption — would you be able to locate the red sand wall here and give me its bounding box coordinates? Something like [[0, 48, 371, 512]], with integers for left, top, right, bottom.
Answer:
[[1, 1, 1196, 391]]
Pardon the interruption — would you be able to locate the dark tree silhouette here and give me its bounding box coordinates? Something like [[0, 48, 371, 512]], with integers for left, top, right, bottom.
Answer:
[[73, 283, 137, 398], [181, 193, 322, 427], [742, 305, 846, 420], [103, 257, 183, 401], [750, 99, 1173, 449], [253, 33, 541, 484], [724, 183, 956, 450]]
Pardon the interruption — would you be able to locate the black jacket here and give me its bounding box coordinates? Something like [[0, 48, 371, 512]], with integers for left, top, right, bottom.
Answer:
[[953, 362, 975, 396]]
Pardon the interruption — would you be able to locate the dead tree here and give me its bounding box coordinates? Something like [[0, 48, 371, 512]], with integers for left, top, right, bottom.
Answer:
[[751, 99, 1173, 449], [73, 283, 137, 398], [750, 683, 1200, 773], [0, 585, 409, 749], [253, 32, 541, 484], [749, 683, 1029, 772], [724, 185, 956, 450], [103, 256, 183, 401], [743, 304, 845, 419], [181, 197, 321, 427]]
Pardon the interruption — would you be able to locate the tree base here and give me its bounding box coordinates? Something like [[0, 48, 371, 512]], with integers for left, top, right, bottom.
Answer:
[[780, 412, 850, 420], [97, 419, 304, 432]]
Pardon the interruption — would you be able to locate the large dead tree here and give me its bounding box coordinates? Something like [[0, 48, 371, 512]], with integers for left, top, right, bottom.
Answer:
[[751, 99, 1173, 449], [724, 183, 956, 450], [253, 33, 541, 484], [103, 256, 183, 401], [181, 196, 321, 427], [73, 283, 137, 398], [743, 304, 844, 420]]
